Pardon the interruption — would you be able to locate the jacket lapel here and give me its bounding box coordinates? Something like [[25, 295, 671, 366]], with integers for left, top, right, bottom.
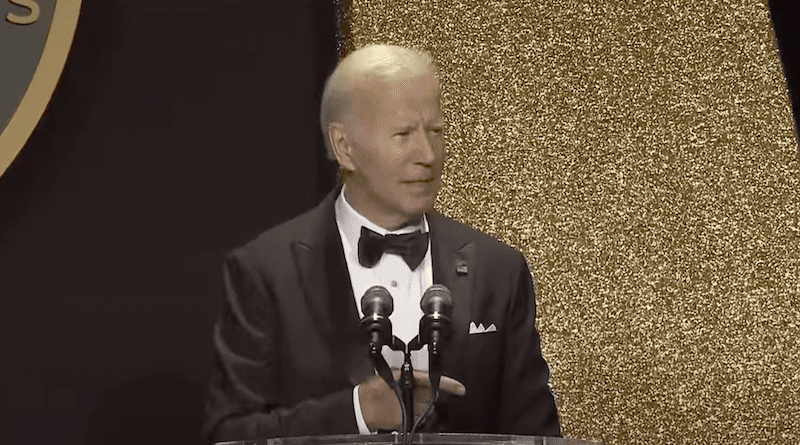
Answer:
[[427, 212, 475, 349], [292, 189, 373, 387]]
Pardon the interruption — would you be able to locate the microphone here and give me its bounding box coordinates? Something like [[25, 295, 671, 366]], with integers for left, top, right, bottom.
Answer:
[[360, 286, 407, 437], [410, 285, 454, 436], [419, 284, 453, 357], [359, 285, 394, 356]]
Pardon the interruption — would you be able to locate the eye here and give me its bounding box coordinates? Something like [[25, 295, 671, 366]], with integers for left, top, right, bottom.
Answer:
[[429, 127, 443, 135], [394, 131, 411, 137]]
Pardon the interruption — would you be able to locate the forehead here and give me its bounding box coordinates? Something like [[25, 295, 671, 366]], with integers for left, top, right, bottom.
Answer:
[[354, 71, 443, 123]]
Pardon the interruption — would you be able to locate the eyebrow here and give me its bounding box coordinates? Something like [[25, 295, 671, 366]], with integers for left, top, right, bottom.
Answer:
[[391, 116, 443, 125], [390, 122, 443, 132]]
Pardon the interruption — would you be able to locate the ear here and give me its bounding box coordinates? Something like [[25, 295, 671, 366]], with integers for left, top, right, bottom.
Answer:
[[328, 122, 357, 171]]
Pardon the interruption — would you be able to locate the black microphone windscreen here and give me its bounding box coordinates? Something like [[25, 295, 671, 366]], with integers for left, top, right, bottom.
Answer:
[[421, 284, 453, 316], [361, 285, 394, 316]]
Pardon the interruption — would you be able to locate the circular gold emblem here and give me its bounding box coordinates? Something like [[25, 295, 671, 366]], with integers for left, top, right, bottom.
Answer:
[[0, 0, 82, 178]]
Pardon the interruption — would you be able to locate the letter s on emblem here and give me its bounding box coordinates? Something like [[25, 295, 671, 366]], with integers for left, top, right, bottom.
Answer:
[[7, 0, 40, 25]]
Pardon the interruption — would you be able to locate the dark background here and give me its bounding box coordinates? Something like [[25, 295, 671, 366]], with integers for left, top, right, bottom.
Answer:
[[0, 1, 796, 444], [0, 1, 338, 443], [770, 0, 800, 137]]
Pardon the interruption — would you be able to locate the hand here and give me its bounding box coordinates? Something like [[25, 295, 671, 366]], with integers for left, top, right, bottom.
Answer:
[[358, 369, 466, 431]]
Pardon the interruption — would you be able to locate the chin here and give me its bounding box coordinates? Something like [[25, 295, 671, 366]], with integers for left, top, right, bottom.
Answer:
[[403, 196, 436, 217]]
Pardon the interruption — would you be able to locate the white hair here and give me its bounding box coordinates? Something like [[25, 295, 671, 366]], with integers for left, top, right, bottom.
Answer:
[[319, 44, 438, 160]]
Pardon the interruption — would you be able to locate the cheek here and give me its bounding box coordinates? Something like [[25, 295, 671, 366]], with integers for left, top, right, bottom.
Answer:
[[354, 150, 385, 177], [362, 159, 400, 188], [388, 143, 408, 157], [365, 150, 403, 177]]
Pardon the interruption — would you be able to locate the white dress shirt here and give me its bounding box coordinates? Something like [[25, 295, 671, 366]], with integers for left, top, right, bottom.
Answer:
[[334, 187, 432, 433]]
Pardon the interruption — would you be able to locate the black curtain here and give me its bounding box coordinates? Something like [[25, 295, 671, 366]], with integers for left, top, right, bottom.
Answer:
[[770, 0, 800, 139], [0, 1, 337, 444]]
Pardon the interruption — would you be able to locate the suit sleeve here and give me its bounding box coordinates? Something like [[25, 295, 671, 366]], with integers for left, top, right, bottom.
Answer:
[[497, 252, 562, 437], [202, 252, 358, 443]]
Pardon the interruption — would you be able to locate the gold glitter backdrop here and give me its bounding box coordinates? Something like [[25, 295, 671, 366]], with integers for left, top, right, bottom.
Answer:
[[341, 0, 800, 444]]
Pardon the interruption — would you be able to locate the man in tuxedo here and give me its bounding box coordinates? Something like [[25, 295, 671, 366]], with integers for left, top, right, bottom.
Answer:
[[203, 44, 561, 442]]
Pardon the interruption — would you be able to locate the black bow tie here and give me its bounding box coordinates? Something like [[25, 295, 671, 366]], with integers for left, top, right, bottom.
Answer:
[[357, 226, 429, 270]]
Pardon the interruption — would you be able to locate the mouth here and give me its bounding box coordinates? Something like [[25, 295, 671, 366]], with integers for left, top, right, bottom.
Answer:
[[402, 178, 437, 195], [403, 178, 435, 184]]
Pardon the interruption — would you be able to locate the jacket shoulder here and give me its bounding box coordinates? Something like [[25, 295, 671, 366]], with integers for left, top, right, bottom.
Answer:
[[430, 212, 526, 262], [228, 195, 333, 267]]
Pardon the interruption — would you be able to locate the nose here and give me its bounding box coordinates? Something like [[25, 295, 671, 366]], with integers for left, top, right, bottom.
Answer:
[[413, 128, 437, 166]]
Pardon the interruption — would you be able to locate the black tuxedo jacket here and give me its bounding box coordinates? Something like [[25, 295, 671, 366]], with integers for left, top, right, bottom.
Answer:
[[203, 190, 561, 442]]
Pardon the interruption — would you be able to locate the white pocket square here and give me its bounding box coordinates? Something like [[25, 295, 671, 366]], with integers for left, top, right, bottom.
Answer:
[[469, 322, 497, 334]]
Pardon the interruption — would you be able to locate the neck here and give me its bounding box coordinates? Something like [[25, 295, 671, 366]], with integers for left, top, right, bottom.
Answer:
[[342, 184, 422, 231]]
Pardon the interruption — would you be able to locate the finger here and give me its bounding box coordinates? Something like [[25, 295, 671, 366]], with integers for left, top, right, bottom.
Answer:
[[359, 375, 403, 430], [438, 375, 466, 396], [411, 370, 466, 396], [414, 387, 433, 405], [413, 403, 435, 417], [415, 397, 432, 410]]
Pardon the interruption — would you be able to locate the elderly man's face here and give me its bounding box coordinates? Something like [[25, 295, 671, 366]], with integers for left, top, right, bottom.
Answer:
[[345, 70, 444, 228]]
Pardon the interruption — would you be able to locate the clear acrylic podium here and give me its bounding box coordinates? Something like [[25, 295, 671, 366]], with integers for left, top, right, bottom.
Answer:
[[218, 433, 601, 445]]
